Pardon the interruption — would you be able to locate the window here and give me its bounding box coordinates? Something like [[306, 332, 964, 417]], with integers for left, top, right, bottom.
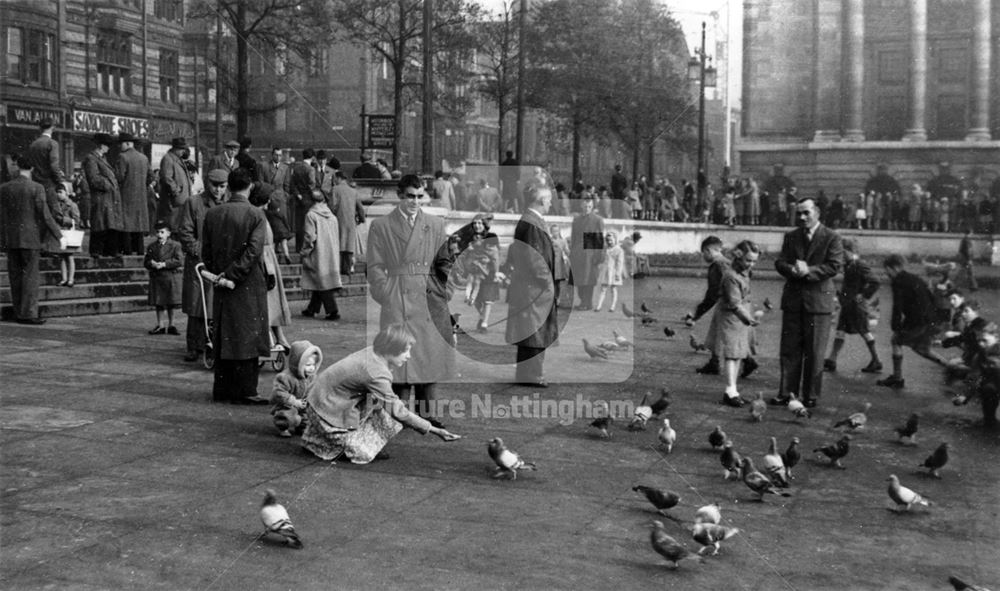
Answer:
[[3, 26, 56, 88], [154, 0, 183, 23], [97, 30, 131, 96], [306, 48, 327, 77], [159, 49, 178, 103]]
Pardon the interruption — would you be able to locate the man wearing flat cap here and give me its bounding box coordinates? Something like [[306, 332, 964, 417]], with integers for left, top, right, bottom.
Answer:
[[158, 137, 192, 231], [27, 118, 65, 200], [84, 133, 124, 256], [206, 139, 240, 179], [116, 132, 155, 254]]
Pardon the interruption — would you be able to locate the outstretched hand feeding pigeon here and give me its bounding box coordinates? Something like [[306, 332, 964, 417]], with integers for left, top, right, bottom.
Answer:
[[260, 489, 303, 549]]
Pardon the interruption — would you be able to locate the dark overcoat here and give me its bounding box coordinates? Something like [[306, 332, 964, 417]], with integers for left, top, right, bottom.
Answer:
[[176, 191, 220, 317], [117, 148, 153, 233], [775, 224, 843, 314], [505, 209, 558, 349], [83, 150, 123, 232], [367, 207, 454, 384], [201, 193, 270, 360], [569, 211, 605, 287]]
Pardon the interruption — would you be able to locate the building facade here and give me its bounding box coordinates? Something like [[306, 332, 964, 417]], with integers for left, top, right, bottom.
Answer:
[[740, 0, 1000, 199], [1, 0, 194, 172]]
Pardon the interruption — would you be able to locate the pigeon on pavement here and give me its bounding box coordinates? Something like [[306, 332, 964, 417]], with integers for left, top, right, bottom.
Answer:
[[689, 334, 707, 352], [629, 391, 668, 430], [663, 326, 676, 337], [833, 402, 872, 431], [260, 489, 303, 549], [919, 442, 950, 478], [658, 418, 676, 453], [720, 441, 743, 480], [762, 437, 789, 487], [763, 297, 773, 311], [633, 485, 681, 515], [582, 338, 610, 360], [691, 523, 741, 556], [886, 474, 931, 512], [641, 315, 658, 326], [612, 329, 633, 349], [948, 575, 993, 591], [814, 435, 851, 469], [694, 503, 722, 525], [750, 393, 766, 422], [488, 437, 536, 480], [650, 520, 703, 569], [894, 413, 919, 445], [649, 388, 672, 416], [598, 340, 620, 352], [786, 393, 811, 419], [708, 426, 727, 450], [641, 301, 653, 314], [741, 457, 791, 500], [589, 401, 613, 439], [781, 437, 801, 479], [622, 303, 637, 318]]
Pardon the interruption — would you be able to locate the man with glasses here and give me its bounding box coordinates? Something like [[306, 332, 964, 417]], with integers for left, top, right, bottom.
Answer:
[[367, 174, 455, 427], [771, 197, 843, 410], [176, 169, 228, 362]]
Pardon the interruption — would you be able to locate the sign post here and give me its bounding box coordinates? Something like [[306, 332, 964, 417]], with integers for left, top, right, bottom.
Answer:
[[360, 105, 396, 167]]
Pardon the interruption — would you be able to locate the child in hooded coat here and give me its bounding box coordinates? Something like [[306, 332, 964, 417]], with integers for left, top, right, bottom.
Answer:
[[271, 341, 323, 437]]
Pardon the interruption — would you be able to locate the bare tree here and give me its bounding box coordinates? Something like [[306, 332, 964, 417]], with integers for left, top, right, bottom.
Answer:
[[474, 0, 519, 163]]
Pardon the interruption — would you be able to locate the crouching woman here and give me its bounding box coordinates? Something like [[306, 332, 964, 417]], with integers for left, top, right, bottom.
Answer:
[[301, 324, 462, 463]]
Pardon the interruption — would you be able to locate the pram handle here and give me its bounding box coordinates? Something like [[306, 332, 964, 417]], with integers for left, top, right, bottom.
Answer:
[[195, 263, 235, 289]]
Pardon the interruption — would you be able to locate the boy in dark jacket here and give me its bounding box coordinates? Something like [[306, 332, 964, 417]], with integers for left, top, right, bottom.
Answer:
[[876, 254, 947, 389], [824, 238, 881, 373]]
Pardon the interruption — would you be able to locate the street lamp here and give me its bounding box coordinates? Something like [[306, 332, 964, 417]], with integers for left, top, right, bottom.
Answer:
[[688, 22, 717, 186]]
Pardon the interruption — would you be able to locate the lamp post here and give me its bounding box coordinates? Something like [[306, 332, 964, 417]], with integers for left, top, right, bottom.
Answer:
[[688, 22, 717, 183]]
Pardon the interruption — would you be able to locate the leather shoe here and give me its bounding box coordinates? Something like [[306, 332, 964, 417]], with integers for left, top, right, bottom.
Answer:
[[301, 309, 315, 317], [516, 379, 548, 388], [860, 360, 883, 373], [720, 395, 746, 408], [768, 395, 790, 406], [16, 318, 46, 325], [148, 326, 166, 335], [696, 362, 720, 375], [876, 376, 905, 389], [325, 314, 341, 321], [166, 326, 180, 335]]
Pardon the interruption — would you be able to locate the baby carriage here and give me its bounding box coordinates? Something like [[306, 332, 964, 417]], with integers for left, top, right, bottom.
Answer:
[[194, 263, 286, 372]]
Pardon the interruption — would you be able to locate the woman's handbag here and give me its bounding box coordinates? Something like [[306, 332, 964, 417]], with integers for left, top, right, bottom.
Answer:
[[60, 221, 84, 251]]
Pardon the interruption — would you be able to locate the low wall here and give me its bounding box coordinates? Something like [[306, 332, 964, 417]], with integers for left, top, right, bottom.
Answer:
[[360, 204, 999, 264]]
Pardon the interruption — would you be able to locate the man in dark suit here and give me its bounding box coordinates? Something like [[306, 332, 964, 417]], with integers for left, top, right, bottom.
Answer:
[[0, 155, 62, 324], [288, 148, 316, 252], [504, 185, 557, 387], [27, 118, 65, 198], [771, 197, 843, 409]]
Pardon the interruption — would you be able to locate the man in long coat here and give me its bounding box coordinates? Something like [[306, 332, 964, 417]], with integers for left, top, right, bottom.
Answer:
[[201, 168, 270, 404], [568, 196, 605, 310], [330, 171, 366, 274], [288, 148, 316, 253], [771, 197, 843, 410], [260, 146, 290, 194], [0, 155, 62, 324], [504, 185, 558, 387], [116, 132, 154, 254], [176, 168, 228, 361], [205, 139, 239, 179], [367, 174, 454, 427], [84, 133, 124, 257], [158, 137, 192, 231], [27, 118, 65, 200]]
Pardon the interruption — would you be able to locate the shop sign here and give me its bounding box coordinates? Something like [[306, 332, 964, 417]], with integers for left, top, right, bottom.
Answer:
[[151, 119, 195, 141], [72, 109, 150, 138], [6, 106, 65, 127]]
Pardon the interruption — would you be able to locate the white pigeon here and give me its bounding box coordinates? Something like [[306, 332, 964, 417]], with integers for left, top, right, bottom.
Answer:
[[886, 474, 931, 512], [786, 393, 811, 419], [628, 392, 654, 431], [612, 329, 633, 350], [691, 523, 741, 556], [488, 437, 536, 480], [761, 437, 789, 487], [834, 402, 872, 431], [260, 489, 303, 549], [694, 503, 722, 525], [658, 418, 676, 453]]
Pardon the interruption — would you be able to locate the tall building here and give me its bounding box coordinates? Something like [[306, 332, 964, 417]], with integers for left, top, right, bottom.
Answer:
[[739, 0, 999, 197], [1, 0, 195, 170]]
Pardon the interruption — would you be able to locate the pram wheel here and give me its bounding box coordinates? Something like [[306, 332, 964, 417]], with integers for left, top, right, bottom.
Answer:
[[203, 344, 215, 370], [272, 350, 286, 372]]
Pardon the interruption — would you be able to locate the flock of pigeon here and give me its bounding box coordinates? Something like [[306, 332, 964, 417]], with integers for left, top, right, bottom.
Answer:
[[253, 291, 991, 590]]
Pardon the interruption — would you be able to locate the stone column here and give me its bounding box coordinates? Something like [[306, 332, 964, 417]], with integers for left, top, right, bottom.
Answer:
[[902, 0, 928, 141], [812, 0, 844, 142], [843, 0, 865, 141], [966, 0, 992, 140]]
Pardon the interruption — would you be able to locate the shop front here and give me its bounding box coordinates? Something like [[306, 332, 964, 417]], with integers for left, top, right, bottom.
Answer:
[[0, 103, 69, 179]]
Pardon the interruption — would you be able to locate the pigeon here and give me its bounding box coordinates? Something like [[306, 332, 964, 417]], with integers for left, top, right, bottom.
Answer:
[[894, 413, 919, 445], [611, 329, 633, 349], [649, 388, 672, 416], [763, 297, 773, 311], [598, 340, 620, 352], [582, 338, 609, 360], [741, 457, 791, 500], [589, 401, 613, 439], [633, 485, 681, 515], [948, 575, 993, 591], [622, 303, 637, 318], [814, 435, 851, 469], [488, 437, 536, 480], [689, 334, 708, 352], [762, 437, 789, 487], [708, 425, 727, 450], [786, 393, 811, 419], [886, 474, 931, 512], [781, 437, 801, 479], [691, 523, 741, 556], [833, 402, 872, 431], [260, 489, 303, 549], [628, 391, 658, 430], [641, 301, 653, 314], [663, 326, 676, 337], [650, 520, 702, 569], [683, 313, 695, 327], [657, 418, 676, 453], [720, 441, 743, 480], [919, 442, 949, 478], [694, 503, 722, 525], [749, 392, 766, 422], [641, 315, 658, 326]]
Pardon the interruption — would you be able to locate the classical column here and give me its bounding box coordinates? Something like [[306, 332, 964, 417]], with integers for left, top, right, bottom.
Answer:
[[966, 0, 992, 140], [902, 0, 928, 141], [843, 0, 865, 141], [812, 0, 843, 142]]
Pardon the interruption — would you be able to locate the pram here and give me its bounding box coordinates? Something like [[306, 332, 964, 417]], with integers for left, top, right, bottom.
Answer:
[[195, 263, 286, 372]]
